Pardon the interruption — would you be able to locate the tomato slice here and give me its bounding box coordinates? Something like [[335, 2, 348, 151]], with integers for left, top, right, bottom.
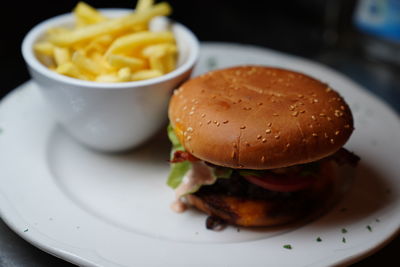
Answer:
[[242, 173, 317, 192]]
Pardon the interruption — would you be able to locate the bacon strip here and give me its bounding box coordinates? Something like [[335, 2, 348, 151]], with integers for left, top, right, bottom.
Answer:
[[170, 150, 200, 163]]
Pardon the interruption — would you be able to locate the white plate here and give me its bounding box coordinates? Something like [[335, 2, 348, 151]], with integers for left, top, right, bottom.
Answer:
[[0, 43, 399, 267]]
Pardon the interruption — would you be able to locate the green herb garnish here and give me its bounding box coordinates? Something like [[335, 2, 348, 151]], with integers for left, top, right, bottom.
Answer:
[[341, 228, 347, 234], [375, 218, 380, 223], [316, 237, 322, 242], [367, 225, 372, 232], [342, 237, 346, 243], [283, 244, 292, 249], [23, 229, 29, 232]]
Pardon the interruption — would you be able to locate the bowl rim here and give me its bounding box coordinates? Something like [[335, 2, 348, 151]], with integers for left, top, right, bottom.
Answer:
[[21, 8, 200, 89]]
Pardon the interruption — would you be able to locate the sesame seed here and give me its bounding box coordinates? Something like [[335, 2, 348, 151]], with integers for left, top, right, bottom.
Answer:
[[262, 138, 267, 143], [223, 120, 229, 124], [297, 94, 304, 98], [183, 106, 187, 111], [274, 134, 280, 139], [292, 111, 299, 117], [335, 130, 340, 135], [319, 113, 326, 117], [266, 129, 272, 134], [309, 124, 313, 128], [173, 90, 179, 95], [326, 87, 332, 92], [330, 139, 335, 144], [311, 115, 316, 120], [286, 143, 290, 148], [237, 99, 242, 103], [187, 136, 192, 141], [334, 110, 343, 117], [324, 133, 328, 138], [189, 111, 194, 115], [216, 122, 220, 126], [327, 116, 332, 121], [245, 141, 250, 147], [187, 127, 193, 132], [175, 118, 181, 122], [207, 120, 211, 124], [273, 113, 279, 116], [313, 99, 319, 103], [183, 131, 187, 136], [201, 113, 206, 118], [261, 156, 265, 163], [344, 124, 350, 128], [289, 105, 295, 111], [243, 107, 252, 111], [267, 122, 272, 127], [312, 133, 318, 137], [199, 122, 203, 126], [257, 135, 262, 140], [340, 105, 345, 111], [258, 102, 263, 106], [240, 126, 246, 129], [300, 110, 305, 113]]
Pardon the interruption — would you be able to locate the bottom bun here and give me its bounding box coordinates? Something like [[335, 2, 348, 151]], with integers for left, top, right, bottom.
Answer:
[[186, 160, 343, 227]]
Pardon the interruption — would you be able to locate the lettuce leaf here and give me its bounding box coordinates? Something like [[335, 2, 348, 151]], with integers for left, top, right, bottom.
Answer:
[[166, 124, 234, 192], [167, 161, 191, 189], [167, 124, 191, 189]]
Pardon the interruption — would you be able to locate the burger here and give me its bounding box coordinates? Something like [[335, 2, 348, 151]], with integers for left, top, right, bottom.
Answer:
[[167, 66, 359, 229]]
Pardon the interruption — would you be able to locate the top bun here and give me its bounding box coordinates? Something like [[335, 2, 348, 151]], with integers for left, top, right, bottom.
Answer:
[[168, 66, 354, 169]]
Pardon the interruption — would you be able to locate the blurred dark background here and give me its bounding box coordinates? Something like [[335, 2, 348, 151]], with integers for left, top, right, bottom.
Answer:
[[0, 0, 399, 266]]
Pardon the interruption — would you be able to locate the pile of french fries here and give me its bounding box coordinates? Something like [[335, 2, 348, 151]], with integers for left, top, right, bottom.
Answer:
[[34, 0, 177, 82]]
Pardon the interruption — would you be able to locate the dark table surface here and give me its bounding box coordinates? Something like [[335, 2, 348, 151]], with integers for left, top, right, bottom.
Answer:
[[1, 0, 399, 266]]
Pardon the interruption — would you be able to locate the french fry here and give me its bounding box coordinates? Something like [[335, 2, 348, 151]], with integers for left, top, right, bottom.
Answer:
[[107, 54, 145, 71], [72, 51, 102, 75], [84, 34, 114, 54], [141, 43, 176, 57], [149, 54, 165, 73], [47, 27, 71, 36], [74, 2, 107, 26], [49, 2, 171, 46], [35, 1, 178, 82], [53, 47, 71, 66], [131, 69, 162, 81], [163, 51, 176, 73], [143, 43, 177, 73], [136, 0, 154, 11], [106, 31, 174, 57], [118, 67, 132, 81], [95, 73, 120, 82], [56, 62, 89, 80], [34, 42, 55, 56]]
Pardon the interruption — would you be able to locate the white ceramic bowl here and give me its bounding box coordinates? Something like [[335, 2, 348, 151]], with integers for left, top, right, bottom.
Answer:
[[22, 9, 199, 152]]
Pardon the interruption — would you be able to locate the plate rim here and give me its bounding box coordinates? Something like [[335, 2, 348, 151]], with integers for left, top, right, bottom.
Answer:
[[1, 42, 399, 267]]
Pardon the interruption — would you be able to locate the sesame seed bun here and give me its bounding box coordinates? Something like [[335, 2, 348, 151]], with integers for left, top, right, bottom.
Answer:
[[168, 66, 354, 169]]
